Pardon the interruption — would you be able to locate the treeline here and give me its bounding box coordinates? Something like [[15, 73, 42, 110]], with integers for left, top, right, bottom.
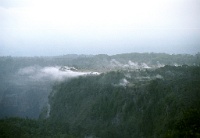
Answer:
[[1, 65, 199, 137], [1, 53, 199, 72]]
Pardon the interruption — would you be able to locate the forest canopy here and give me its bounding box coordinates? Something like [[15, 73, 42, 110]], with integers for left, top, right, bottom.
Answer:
[[0, 53, 200, 137]]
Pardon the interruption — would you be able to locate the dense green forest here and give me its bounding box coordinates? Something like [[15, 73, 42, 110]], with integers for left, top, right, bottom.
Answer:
[[0, 64, 200, 137], [1, 53, 199, 119]]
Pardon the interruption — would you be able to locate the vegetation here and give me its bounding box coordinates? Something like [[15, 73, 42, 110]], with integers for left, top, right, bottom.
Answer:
[[47, 66, 200, 137], [0, 53, 200, 137], [0, 118, 75, 138], [1, 65, 199, 137]]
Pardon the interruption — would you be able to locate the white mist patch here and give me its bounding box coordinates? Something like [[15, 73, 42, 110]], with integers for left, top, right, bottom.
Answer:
[[119, 78, 129, 87], [39, 66, 87, 81], [18, 66, 100, 81], [155, 74, 163, 79], [174, 63, 180, 67], [141, 63, 151, 69], [110, 59, 152, 69], [128, 61, 140, 69], [89, 72, 100, 75]]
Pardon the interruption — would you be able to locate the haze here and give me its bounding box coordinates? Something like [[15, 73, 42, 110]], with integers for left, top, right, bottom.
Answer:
[[0, 0, 200, 56]]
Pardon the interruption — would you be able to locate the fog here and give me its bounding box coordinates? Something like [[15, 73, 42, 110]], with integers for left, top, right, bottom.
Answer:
[[18, 66, 99, 81], [1, 0, 200, 56], [0, 65, 100, 118], [0, 0, 199, 133], [0, 0, 199, 122]]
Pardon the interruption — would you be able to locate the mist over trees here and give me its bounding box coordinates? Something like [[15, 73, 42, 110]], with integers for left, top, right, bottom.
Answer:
[[0, 53, 200, 137]]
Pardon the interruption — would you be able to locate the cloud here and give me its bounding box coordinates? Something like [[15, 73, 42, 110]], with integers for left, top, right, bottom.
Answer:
[[38, 66, 87, 81], [18, 66, 99, 81]]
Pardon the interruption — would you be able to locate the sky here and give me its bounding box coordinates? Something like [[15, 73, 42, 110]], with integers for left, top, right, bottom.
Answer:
[[0, 0, 200, 56]]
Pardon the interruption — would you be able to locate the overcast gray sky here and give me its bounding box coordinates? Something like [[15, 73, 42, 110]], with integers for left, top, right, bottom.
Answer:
[[0, 0, 200, 56]]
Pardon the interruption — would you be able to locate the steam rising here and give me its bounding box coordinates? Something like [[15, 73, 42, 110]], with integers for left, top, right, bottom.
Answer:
[[110, 59, 154, 69]]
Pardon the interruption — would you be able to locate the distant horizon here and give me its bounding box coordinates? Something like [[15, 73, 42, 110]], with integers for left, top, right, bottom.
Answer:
[[1, 51, 199, 58]]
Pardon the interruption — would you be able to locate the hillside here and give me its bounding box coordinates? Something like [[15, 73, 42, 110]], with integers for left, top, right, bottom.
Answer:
[[47, 65, 200, 137], [0, 53, 200, 137], [1, 53, 199, 119], [1, 65, 199, 137]]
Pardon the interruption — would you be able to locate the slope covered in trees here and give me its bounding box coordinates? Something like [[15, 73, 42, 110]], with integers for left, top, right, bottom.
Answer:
[[1, 53, 199, 119], [1, 65, 199, 137], [47, 65, 200, 137], [0, 53, 200, 137]]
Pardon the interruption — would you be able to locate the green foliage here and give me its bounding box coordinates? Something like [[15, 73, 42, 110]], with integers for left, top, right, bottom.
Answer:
[[169, 109, 200, 137], [0, 118, 76, 138], [0, 64, 200, 137], [47, 66, 200, 137]]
